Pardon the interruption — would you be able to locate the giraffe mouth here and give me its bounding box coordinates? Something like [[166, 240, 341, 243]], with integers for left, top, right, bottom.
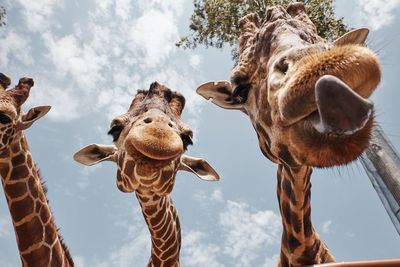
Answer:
[[307, 75, 374, 135], [127, 123, 184, 161], [278, 44, 381, 135]]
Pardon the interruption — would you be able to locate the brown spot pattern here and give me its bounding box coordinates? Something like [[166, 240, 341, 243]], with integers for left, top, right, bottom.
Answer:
[[22, 246, 50, 267], [16, 216, 43, 251], [11, 196, 34, 222]]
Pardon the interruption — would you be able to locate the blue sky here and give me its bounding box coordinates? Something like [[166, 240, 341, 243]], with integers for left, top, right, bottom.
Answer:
[[0, 0, 399, 266]]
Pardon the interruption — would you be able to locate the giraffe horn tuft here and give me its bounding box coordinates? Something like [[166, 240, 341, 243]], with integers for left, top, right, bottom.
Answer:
[[7, 77, 34, 107], [0, 73, 11, 90]]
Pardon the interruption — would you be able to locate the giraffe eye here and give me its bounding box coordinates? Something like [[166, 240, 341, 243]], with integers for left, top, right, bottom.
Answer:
[[231, 84, 250, 104], [0, 113, 11, 124], [108, 126, 124, 142], [275, 58, 289, 74]]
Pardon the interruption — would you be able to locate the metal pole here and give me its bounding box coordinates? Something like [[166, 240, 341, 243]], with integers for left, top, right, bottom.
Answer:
[[359, 124, 400, 235]]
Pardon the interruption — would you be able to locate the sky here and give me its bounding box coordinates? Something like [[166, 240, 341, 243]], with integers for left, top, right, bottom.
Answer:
[[0, 0, 399, 266]]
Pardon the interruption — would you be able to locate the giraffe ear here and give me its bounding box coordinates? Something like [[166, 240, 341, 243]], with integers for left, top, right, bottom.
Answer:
[[196, 81, 243, 110], [17, 106, 51, 130], [179, 154, 220, 181], [333, 28, 369, 46], [74, 144, 117, 166]]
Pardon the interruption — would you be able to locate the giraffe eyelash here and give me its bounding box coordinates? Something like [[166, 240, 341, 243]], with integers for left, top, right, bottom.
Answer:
[[231, 83, 251, 104], [0, 113, 11, 124], [180, 133, 193, 150], [108, 125, 124, 142]]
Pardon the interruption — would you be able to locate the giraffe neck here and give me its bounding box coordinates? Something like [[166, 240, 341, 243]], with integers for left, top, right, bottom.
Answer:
[[136, 190, 181, 267], [0, 133, 73, 267], [276, 164, 334, 267]]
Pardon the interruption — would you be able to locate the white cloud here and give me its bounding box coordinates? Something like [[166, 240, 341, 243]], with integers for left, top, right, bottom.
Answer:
[[25, 81, 80, 121], [219, 201, 281, 267], [354, 0, 400, 30], [96, 229, 150, 267], [190, 190, 281, 266], [181, 231, 224, 267], [136, 0, 185, 17], [95, 206, 150, 267], [152, 67, 205, 119], [3, 0, 204, 123], [211, 189, 224, 202], [322, 220, 332, 234], [129, 9, 179, 68], [43, 32, 108, 93], [115, 0, 132, 20], [262, 254, 280, 267], [76, 164, 102, 190], [0, 31, 33, 67], [193, 189, 224, 205], [73, 256, 86, 267], [16, 0, 63, 32], [189, 54, 203, 68], [88, 190, 281, 267]]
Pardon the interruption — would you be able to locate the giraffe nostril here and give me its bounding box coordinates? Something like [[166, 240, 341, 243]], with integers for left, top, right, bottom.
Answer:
[[144, 118, 152, 124], [168, 122, 173, 128]]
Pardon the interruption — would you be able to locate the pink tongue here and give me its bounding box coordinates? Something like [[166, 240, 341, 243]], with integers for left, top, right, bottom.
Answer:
[[309, 75, 373, 135]]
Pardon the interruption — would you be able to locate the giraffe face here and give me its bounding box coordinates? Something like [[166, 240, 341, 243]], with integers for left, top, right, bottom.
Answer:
[[197, 3, 381, 167], [74, 82, 219, 195], [109, 82, 193, 194], [0, 74, 51, 152], [0, 93, 18, 151]]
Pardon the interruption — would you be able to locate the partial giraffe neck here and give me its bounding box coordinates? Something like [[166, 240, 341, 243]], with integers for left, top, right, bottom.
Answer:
[[136, 190, 181, 267], [277, 164, 334, 267], [0, 133, 73, 267]]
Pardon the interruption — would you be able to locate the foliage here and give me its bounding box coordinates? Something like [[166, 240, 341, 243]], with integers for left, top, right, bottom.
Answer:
[[0, 6, 6, 27], [177, 0, 348, 60]]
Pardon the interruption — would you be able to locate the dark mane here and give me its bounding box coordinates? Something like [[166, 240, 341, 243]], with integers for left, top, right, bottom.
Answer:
[[35, 163, 75, 266]]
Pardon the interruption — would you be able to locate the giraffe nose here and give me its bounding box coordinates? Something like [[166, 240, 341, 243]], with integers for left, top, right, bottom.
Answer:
[[142, 115, 175, 129], [126, 113, 184, 160]]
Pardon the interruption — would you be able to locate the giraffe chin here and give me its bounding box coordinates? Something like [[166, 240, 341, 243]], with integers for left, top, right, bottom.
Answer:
[[287, 74, 377, 167], [290, 113, 374, 168]]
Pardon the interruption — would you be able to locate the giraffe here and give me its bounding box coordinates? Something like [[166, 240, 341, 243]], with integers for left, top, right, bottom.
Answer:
[[0, 73, 74, 266], [196, 2, 381, 266], [74, 82, 219, 267]]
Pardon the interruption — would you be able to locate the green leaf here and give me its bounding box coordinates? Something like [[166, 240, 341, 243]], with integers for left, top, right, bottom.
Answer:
[[180, 0, 349, 61]]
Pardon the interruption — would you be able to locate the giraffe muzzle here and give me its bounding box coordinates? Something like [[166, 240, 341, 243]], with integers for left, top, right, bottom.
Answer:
[[126, 114, 184, 160], [277, 44, 381, 127]]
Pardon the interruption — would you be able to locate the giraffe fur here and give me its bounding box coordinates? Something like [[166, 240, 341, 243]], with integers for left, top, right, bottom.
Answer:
[[75, 82, 219, 267], [196, 2, 381, 266], [0, 73, 74, 267]]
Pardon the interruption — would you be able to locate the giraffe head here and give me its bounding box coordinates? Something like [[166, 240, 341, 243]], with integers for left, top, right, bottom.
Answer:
[[0, 73, 51, 152], [197, 2, 381, 167], [74, 82, 219, 195]]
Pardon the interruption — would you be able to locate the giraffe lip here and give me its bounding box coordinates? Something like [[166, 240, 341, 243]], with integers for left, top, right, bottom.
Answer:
[[307, 75, 373, 135], [127, 125, 184, 161]]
